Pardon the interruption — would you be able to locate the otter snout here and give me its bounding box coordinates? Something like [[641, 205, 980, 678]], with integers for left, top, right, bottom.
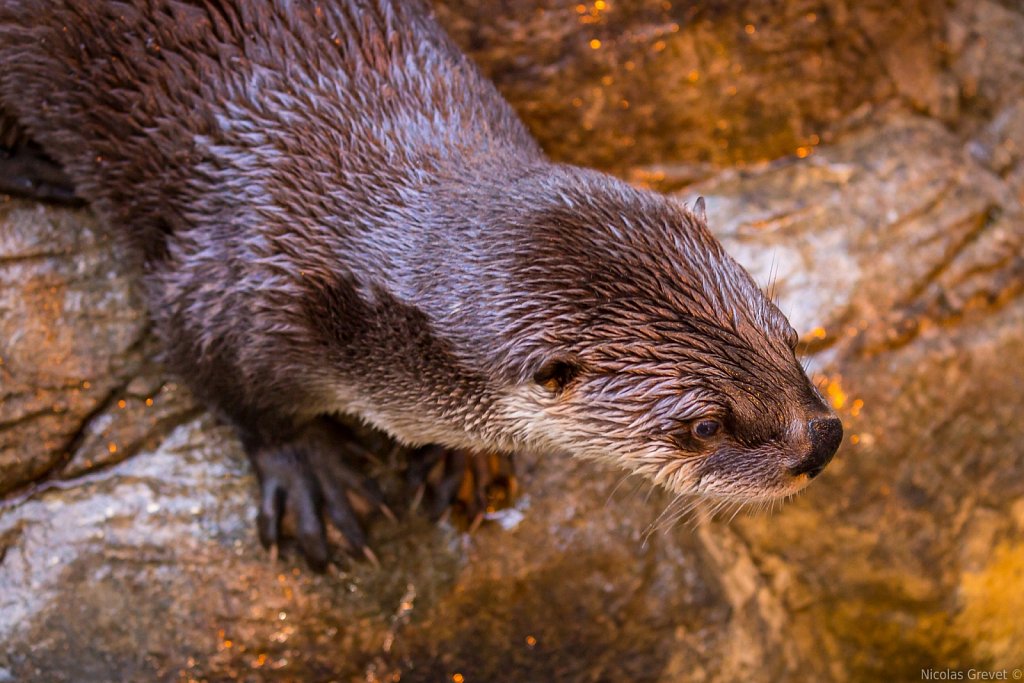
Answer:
[[790, 416, 843, 479]]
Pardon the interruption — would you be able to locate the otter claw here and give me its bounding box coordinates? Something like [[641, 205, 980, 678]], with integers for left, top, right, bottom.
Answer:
[[257, 476, 284, 551], [362, 545, 381, 568], [247, 421, 389, 571], [409, 484, 426, 513], [407, 446, 517, 528]]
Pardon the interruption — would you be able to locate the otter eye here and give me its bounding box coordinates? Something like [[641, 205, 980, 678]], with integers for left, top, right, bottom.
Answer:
[[692, 419, 721, 440], [533, 356, 579, 393]]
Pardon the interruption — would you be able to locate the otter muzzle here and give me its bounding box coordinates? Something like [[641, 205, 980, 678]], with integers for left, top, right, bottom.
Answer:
[[790, 416, 843, 479]]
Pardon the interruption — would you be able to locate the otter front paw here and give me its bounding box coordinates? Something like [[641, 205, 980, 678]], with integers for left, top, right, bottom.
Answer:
[[248, 424, 392, 571], [407, 446, 517, 530]]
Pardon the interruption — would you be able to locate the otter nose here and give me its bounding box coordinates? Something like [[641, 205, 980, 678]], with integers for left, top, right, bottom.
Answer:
[[790, 417, 843, 479]]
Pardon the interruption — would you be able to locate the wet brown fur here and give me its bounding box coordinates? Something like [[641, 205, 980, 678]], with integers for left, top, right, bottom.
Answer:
[[0, 0, 837, 508]]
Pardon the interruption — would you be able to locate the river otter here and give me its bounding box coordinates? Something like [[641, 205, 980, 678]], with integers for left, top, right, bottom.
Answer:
[[0, 0, 842, 569]]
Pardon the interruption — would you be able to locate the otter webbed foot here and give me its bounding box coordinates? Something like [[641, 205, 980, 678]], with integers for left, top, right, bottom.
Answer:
[[247, 420, 393, 572], [407, 446, 517, 530]]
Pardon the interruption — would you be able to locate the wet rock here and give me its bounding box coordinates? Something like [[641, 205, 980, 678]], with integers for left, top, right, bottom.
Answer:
[[0, 201, 146, 495], [434, 0, 954, 171], [2, 1, 1024, 682], [948, 0, 1024, 118], [691, 112, 1023, 358], [969, 100, 1024, 205]]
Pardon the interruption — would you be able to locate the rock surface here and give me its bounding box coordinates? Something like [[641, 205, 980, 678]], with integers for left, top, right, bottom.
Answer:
[[2, 1, 1023, 681]]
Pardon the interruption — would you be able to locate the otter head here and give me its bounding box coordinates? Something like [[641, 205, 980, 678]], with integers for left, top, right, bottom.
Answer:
[[491, 167, 841, 503]]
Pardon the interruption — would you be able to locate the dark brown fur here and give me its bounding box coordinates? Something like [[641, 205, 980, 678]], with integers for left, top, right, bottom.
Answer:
[[0, 0, 840, 562]]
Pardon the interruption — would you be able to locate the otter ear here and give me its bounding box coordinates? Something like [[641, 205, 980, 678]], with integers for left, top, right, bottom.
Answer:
[[533, 355, 580, 394], [693, 196, 707, 223]]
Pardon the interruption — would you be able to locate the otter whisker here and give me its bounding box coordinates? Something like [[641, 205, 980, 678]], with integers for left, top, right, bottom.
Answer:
[[660, 492, 696, 524], [704, 498, 725, 522], [767, 250, 779, 304], [663, 497, 704, 532], [643, 491, 686, 545], [645, 485, 712, 542], [643, 485, 659, 504], [605, 472, 647, 509], [691, 503, 709, 526], [730, 500, 744, 518], [726, 499, 749, 525], [670, 494, 707, 530]]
